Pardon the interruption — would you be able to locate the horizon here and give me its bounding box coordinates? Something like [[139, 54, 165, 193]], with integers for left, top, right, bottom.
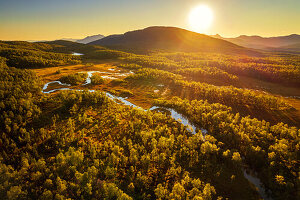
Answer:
[[1, 0, 300, 41], [2, 25, 300, 42]]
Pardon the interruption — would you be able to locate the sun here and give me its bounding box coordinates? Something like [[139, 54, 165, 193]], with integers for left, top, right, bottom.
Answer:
[[188, 5, 213, 33]]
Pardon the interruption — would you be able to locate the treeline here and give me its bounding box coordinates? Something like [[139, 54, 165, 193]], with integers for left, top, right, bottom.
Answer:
[[126, 68, 291, 111], [41, 40, 132, 60], [159, 52, 300, 86], [0, 42, 81, 68], [154, 97, 299, 199], [121, 54, 179, 71], [121, 54, 240, 85], [174, 67, 238, 84], [0, 41, 56, 52], [208, 60, 300, 86], [83, 49, 131, 60], [41, 40, 107, 54], [0, 40, 106, 55]]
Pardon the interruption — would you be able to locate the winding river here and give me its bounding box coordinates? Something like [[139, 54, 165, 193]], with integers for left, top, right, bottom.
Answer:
[[42, 70, 202, 135], [41, 70, 270, 199]]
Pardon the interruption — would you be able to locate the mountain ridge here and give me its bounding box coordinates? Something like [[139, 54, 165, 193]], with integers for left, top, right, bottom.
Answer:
[[89, 26, 262, 56], [27, 34, 105, 44], [211, 34, 300, 51], [76, 34, 105, 44]]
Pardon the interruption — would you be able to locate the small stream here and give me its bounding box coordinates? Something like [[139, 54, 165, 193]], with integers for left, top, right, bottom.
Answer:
[[41, 70, 202, 135], [79, 70, 134, 83], [243, 169, 272, 200], [41, 70, 270, 199], [71, 52, 84, 56], [42, 81, 72, 94], [104, 93, 202, 134], [83, 71, 99, 85], [149, 106, 208, 134]]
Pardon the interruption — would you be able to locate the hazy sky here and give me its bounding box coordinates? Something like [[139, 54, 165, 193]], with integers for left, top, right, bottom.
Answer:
[[0, 0, 299, 40]]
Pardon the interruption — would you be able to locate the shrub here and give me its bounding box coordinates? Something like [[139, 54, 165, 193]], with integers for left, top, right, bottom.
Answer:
[[91, 74, 105, 85], [110, 79, 126, 86], [59, 73, 87, 85]]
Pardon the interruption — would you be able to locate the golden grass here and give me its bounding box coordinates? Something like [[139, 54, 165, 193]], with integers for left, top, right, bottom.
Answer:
[[33, 61, 160, 109], [33, 61, 300, 127]]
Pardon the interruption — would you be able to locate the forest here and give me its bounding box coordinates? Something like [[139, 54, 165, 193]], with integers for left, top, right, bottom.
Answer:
[[0, 41, 299, 200]]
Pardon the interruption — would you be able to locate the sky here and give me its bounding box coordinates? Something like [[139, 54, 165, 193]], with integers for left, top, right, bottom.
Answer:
[[0, 0, 299, 41]]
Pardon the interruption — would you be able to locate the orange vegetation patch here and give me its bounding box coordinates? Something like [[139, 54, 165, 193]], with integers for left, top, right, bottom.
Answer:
[[33, 61, 121, 83]]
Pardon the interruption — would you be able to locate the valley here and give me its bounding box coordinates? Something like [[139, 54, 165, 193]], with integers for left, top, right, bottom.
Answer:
[[0, 28, 299, 200], [34, 56, 300, 127], [33, 61, 270, 200]]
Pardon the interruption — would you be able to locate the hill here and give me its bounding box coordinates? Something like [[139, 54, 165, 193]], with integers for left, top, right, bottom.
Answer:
[[28, 34, 104, 44], [89, 26, 262, 56], [76, 34, 105, 44], [0, 40, 82, 68], [60, 38, 80, 42], [212, 34, 300, 51], [267, 42, 300, 53]]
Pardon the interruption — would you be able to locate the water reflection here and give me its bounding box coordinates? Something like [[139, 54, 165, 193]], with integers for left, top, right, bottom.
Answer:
[[243, 169, 272, 200], [72, 52, 84, 56]]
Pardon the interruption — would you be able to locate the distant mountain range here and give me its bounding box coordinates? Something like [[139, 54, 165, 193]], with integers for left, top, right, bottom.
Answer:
[[57, 34, 105, 44], [212, 34, 300, 52], [31, 27, 299, 54], [30, 34, 105, 44], [60, 38, 80, 42], [76, 34, 105, 44], [89, 26, 261, 56]]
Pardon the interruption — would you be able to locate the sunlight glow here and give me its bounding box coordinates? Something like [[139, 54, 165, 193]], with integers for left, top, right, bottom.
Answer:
[[189, 5, 213, 33]]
